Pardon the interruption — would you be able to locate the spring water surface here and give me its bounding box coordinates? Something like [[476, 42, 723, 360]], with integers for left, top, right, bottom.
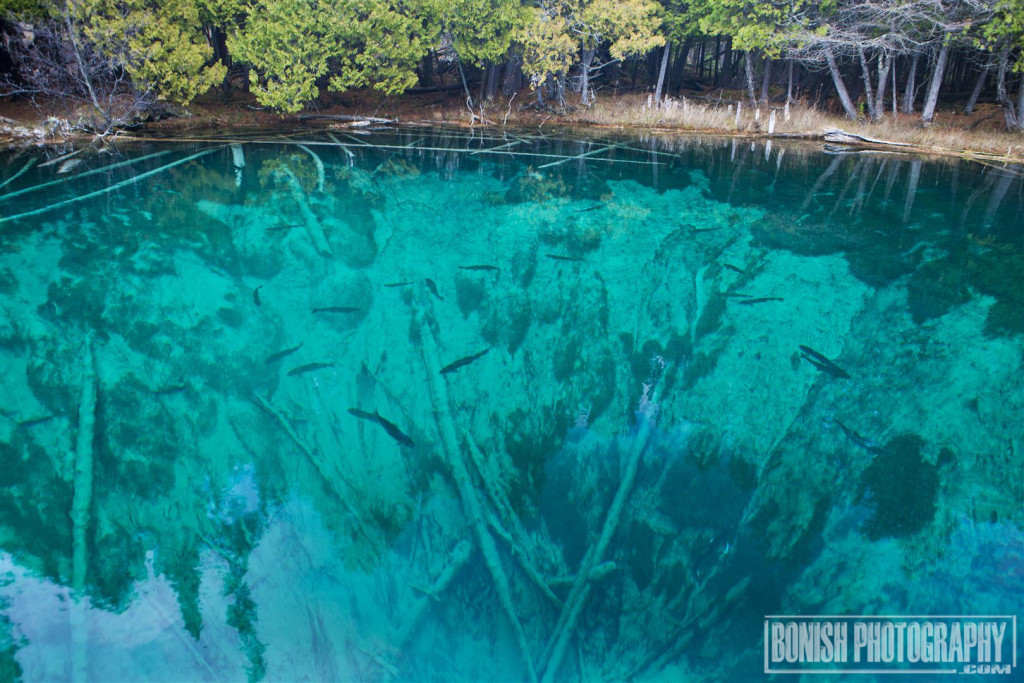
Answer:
[[0, 129, 1021, 681]]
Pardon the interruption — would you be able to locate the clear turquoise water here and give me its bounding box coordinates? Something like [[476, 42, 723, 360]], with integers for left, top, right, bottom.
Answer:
[[0, 129, 1021, 681]]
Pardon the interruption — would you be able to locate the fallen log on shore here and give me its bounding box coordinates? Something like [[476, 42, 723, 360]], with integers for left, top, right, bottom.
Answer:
[[823, 128, 912, 148], [297, 114, 396, 124]]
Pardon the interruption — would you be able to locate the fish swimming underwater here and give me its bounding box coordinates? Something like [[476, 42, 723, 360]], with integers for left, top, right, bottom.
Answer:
[[425, 278, 445, 301], [287, 362, 335, 376], [253, 285, 263, 306], [440, 348, 490, 375], [348, 408, 416, 447], [545, 254, 586, 262], [265, 341, 303, 364], [737, 297, 784, 305], [799, 345, 851, 379]]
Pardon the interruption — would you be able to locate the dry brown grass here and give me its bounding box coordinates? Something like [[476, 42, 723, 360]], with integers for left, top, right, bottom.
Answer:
[[4, 86, 1023, 162], [564, 92, 1024, 161]]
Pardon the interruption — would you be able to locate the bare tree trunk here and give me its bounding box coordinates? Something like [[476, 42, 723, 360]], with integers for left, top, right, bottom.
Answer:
[[857, 46, 877, 120], [760, 56, 772, 102], [744, 50, 757, 108], [964, 58, 991, 115], [786, 59, 793, 105], [1017, 75, 1024, 131], [654, 40, 671, 104], [921, 40, 950, 125], [457, 57, 473, 108], [873, 51, 891, 120], [63, 5, 108, 129], [502, 52, 522, 97], [826, 48, 860, 121], [901, 52, 920, 114], [580, 49, 596, 105]]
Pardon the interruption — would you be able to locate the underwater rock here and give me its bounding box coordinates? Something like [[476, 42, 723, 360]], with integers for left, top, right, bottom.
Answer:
[[860, 433, 938, 539]]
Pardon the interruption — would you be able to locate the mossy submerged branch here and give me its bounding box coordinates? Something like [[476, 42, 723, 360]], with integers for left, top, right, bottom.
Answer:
[[0, 148, 216, 225], [274, 165, 332, 256], [71, 335, 96, 593], [0, 150, 172, 204], [415, 299, 538, 682]]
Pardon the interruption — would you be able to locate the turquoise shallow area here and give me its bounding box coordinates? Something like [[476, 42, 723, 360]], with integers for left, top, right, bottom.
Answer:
[[0, 129, 1021, 681]]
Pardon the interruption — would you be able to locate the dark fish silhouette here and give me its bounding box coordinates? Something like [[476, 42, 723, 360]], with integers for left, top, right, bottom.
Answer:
[[836, 420, 882, 453], [266, 224, 302, 232], [425, 278, 444, 301], [545, 254, 586, 262], [253, 285, 263, 306], [287, 362, 334, 376], [575, 204, 604, 212], [312, 306, 360, 314], [723, 263, 745, 274], [384, 281, 414, 287], [799, 345, 851, 379], [265, 341, 303, 364], [17, 415, 56, 428], [440, 348, 490, 375], [690, 226, 721, 233], [459, 265, 501, 272], [348, 408, 415, 447], [737, 297, 784, 305]]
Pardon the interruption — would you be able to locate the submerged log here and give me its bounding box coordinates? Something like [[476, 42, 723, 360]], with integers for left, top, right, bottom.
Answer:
[[71, 336, 96, 591], [276, 166, 332, 256], [415, 301, 538, 681]]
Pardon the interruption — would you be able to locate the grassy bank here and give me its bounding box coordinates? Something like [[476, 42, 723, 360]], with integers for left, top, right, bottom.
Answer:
[[3, 88, 1024, 164]]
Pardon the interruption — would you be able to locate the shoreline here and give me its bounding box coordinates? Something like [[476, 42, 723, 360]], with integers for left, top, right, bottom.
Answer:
[[2, 91, 1023, 165]]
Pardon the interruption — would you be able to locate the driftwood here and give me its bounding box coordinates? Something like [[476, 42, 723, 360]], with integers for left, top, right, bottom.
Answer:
[[823, 128, 912, 148], [297, 114, 396, 125]]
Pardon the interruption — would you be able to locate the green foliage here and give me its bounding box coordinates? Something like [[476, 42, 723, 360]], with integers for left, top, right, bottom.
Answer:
[[426, 0, 525, 65], [229, 0, 432, 112], [518, 0, 663, 85], [227, 0, 332, 111], [983, 0, 1024, 71], [687, 0, 816, 55], [79, 0, 225, 104]]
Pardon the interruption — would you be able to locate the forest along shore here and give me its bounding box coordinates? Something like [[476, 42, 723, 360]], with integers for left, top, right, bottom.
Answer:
[[1, 0, 1023, 161]]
